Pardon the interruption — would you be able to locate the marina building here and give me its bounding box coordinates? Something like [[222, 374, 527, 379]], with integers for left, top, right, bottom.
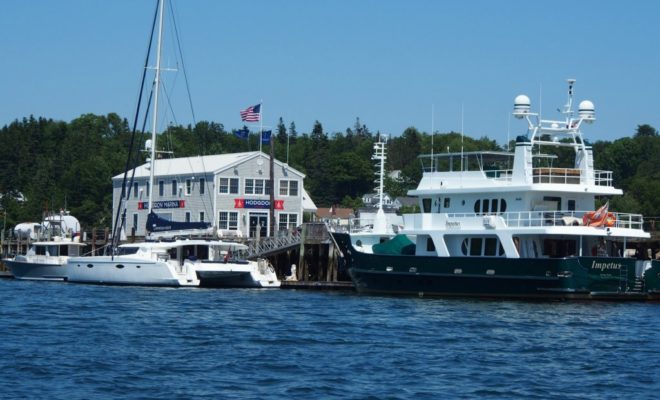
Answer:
[[112, 151, 317, 238]]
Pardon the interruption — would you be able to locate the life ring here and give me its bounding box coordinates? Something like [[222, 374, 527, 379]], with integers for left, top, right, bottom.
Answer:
[[605, 212, 616, 227]]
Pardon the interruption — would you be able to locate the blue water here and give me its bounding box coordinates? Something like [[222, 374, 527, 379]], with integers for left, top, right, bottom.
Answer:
[[0, 279, 658, 399]]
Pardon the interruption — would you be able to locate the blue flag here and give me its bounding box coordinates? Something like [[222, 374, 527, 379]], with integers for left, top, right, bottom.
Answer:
[[234, 127, 249, 140], [261, 130, 272, 144]]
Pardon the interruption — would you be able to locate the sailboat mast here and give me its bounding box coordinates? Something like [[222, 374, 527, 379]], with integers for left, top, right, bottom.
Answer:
[[148, 0, 165, 214]]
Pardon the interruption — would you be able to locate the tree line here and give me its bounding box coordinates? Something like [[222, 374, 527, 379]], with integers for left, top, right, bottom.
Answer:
[[0, 114, 658, 229]]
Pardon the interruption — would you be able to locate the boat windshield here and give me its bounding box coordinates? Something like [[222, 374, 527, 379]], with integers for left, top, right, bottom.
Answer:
[[418, 151, 513, 173], [116, 246, 140, 256]]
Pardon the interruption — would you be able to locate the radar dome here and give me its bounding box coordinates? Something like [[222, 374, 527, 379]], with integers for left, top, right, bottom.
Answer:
[[578, 100, 595, 123], [513, 95, 531, 118]]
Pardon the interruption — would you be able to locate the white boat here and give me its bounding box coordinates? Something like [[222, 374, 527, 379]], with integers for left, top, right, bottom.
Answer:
[[4, 211, 84, 281], [332, 79, 660, 300], [68, 239, 279, 287], [67, 240, 201, 286], [342, 136, 401, 253]]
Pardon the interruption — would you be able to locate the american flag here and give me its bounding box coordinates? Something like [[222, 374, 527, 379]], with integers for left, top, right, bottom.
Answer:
[[240, 104, 261, 122]]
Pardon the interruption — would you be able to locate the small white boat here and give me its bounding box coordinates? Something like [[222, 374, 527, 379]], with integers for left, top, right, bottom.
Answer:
[[4, 211, 84, 281], [5, 239, 86, 281]]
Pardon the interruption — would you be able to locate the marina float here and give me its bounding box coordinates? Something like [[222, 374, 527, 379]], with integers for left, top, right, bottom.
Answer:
[[332, 80, 660, 300]]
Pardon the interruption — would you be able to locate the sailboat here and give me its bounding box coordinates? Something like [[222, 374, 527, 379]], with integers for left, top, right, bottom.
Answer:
[[65, 0, 207, 286]]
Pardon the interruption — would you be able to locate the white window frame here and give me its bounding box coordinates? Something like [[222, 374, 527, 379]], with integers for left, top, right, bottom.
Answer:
[[245, 178, 270, 195], [219, 177, 239, 195], [279, 179, 299, 197], [278, 212, 299, 231], [199, 178, 205, 195], [185, 179, 192, 196], [218, 211, 239, 231]]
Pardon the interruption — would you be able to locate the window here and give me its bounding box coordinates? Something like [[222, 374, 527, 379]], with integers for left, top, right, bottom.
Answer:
[[444, 197, 450, 209], [133, 213, 138, 229], [568, 199, 576, 211], [133, 182, 138, 198], [185, 179, 192, 195], [171, 180, 177, 196], [218, 211, 239, 230], [159, 180, 164, 196], [245, 178, 269, 195], [185, 212, 191, 223], [484, 238, 498, 256], [146, 182, 150, 197], [491, 199, 498, 213], [219, 177, 239, 194], [501, 199, 507, 212], [422, 198, 432, 213], [280, 180, 299, 196], [278, 213, 298, 231], [474, 200, 481, 213], [199, 212, 205, 223], [482, 199, 490, 214], [470, 238, 483, 256], [199, 178, 205, 195], [427, 237, 436, 252]]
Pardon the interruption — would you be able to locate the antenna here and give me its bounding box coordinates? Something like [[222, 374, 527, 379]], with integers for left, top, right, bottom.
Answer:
[[431, 104, 435, 171]]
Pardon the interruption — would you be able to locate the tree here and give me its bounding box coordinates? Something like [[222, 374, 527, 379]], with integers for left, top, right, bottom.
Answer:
[[634, 124, 658, 137]]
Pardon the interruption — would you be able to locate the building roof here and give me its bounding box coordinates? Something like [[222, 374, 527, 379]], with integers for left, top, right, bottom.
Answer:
[[302, 188, 317, 212], [112, 151, 306, 180]]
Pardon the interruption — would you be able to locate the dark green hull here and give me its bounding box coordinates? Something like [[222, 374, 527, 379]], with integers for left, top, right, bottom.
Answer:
[[332, 232, 660, 300]]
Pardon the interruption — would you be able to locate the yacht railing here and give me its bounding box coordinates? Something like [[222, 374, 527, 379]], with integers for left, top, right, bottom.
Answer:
[[483, 169, 513, 182], [404, 210, 645, 230], [594, 170, 613, 186]]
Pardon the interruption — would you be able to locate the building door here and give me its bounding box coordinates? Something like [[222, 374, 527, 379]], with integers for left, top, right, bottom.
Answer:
[[249, 212, 269, 238]]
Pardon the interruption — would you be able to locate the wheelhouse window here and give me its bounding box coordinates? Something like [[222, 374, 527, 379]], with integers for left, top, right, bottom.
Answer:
[[461, 237, 504, 257], [444, 197, 451, 209], [474, 198, 507, 214], [427, 237, 436, 252], [422, 198, 432, 213]]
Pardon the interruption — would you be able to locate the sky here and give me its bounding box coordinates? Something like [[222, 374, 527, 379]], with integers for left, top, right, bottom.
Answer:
[[1, 0, 659, 146]]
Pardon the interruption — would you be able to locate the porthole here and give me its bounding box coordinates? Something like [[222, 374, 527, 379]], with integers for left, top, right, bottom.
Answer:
[[137, 265, 141, 268], [86, 264, 93, 268], [115, 264, 125, 269]]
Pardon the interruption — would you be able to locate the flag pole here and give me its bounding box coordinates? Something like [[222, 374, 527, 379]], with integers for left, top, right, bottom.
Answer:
[[259, 100, 264, 153]]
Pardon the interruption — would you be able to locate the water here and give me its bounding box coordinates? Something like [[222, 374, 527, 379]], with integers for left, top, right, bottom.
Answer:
[[1, 279, 658, 399]]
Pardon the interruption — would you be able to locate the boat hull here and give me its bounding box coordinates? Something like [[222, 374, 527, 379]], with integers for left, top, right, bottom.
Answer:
[[66, 256, 198, 287], [333, 232, 660, 300], [196, 262, 281, 288], [4, 259, 68, 281]]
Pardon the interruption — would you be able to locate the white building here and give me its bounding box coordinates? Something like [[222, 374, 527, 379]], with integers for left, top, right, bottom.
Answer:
[[113, 151, 316, 238]]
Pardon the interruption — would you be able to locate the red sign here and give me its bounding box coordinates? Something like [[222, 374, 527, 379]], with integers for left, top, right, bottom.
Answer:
[[138, 200, 185, 210]]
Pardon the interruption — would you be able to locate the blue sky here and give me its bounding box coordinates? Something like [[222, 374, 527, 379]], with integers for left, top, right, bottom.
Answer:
[[1, 0, 659, 145]]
